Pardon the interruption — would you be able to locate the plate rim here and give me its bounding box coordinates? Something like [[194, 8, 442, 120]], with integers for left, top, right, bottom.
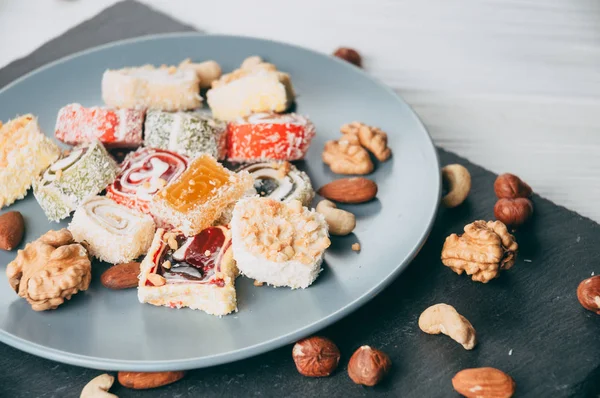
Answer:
[[0, 32, 441, 371]]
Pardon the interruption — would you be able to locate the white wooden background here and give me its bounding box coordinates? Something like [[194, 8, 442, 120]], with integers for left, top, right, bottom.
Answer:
[[1, 0, 599, 222]]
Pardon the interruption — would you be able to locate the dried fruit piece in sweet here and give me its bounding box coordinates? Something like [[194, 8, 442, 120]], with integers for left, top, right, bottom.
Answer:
[[151, 154, 252, 236], [69, 196, 155, 264], [227, 113, 315, 162], [207, 56, 295, 121], [55, 103, 144, 148], [33, 141, 119, 221], [6, 229, 91, 311], [292, 336, 340, 377], [231, 197, 330, 289], [237, 161, 314, 206], [144, 110, 226, 159], [340, 121, 391, 162], [106, 147, 189, 214], [138, 226, 238, 315], [322, 136, 374, 175], [0, 114, 61, 209], [441, 220, 518, 283]]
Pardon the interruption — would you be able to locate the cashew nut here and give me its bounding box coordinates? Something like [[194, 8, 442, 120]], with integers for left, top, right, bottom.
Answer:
[[441, 164, 471, 208], [418, 303, 476, 350], [80, 374, 117, 398], [316, 200, 356, 236]]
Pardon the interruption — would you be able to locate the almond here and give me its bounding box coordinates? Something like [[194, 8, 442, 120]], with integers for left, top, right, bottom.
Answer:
[[0, 211, 25, 251], [577, 275, 600, 314], [317, 177, 377, 204], [118, 371, 185, 390], [101, 262, 140, 289], [452, 367, 515, 398]]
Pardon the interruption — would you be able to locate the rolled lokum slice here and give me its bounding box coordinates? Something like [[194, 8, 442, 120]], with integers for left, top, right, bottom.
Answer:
[[106, 148, 188, 214], [144, 110, 226, 159], [138, 226, 238, 315], [0, 115, 61, 209], [69, 196, 155, 264], [55, 103, 144, 148], [150, 154, 252, 236], [237, 161, 314, 207], [231, 198, 330, 289], [207, 56, 295, 121], [33, 141, 119, 221], [102, 65, 201, 111], [227, 113, 315, 162]]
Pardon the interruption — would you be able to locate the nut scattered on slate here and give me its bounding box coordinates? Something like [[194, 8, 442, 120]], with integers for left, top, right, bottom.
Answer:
[[117, 371, 186, 390], [80, 373, 117, 398], [441, 220, 518, 283], [494, 197, 533, 227], [333, 47, 362, 67], [494, 173, 532, 199], [418, 303, 477, 350], [347, 345, 391, 386], [577, 275, 600, 314], [292, 336, 341, 377], [452, 367, 516, 398], [441, 164, 471, 208]]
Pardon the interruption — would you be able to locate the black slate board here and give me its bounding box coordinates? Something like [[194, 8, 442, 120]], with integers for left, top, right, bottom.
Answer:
[[1, 1, 598, 397]]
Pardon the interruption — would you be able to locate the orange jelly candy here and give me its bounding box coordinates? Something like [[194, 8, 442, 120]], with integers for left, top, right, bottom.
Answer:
[[152, 154, 252, 236], [160, 155, 229, 212]]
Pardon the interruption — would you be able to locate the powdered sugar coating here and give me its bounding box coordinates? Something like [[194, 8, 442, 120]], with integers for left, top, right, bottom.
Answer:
[[0, 115, 61, 209], [227, 113, 316, 162], [69, 196, 155, 264], [207, 71, 295, 121], [55, 103, 144, 148], [231, 197, 330, 289], [33, 141, 119, 221], [144, 110, 226, 159], [102, 65, 201, 111]]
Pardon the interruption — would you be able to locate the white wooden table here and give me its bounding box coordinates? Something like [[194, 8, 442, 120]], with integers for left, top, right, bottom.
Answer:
[[2, 0, 599, 222]]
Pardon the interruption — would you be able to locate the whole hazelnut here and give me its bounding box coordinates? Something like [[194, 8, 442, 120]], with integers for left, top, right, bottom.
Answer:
[[494, 198, 533, 227], [577, 275, 600, 314], [292, 336, 340, 377], [494, 173, 532, 199], [333, 47, 362, 67], [347, 345, 391, 386], [0, 211, 25, 251]]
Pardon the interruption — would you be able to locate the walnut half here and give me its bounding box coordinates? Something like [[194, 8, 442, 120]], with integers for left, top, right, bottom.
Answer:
[[6, 229, 91, 311], [322, 136, 374, 175], [341, 122, 392, 162], [441, 220, 518, 283]]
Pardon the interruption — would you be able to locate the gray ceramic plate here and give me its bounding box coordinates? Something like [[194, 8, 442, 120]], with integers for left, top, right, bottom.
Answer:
[[0, 34, 440, 371]]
